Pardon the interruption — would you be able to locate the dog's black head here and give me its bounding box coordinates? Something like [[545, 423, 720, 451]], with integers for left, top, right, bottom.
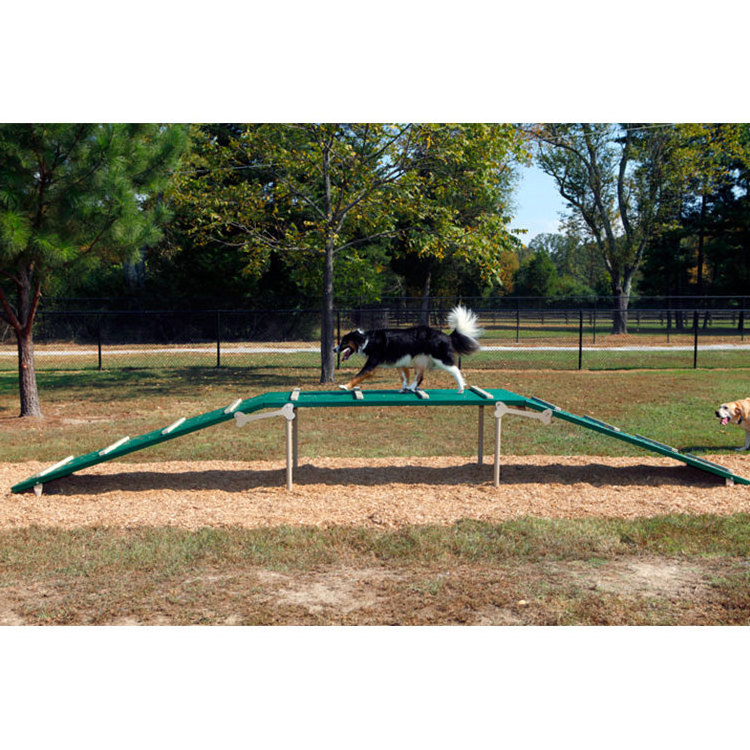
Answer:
[[334, 329, 366, 361]]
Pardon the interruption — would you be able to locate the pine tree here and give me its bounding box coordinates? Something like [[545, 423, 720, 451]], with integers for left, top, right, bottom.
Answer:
[[0, 124, 188, 416]]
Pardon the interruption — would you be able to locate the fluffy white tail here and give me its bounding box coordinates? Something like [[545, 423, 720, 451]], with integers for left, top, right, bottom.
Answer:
[[447, 305, 482, 342]]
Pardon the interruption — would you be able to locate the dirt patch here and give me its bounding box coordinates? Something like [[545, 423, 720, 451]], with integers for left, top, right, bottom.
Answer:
[[565, 559, 706, 597], [258, 567, 399, 616], [0, 598, 26, 625], [2, 454, 750, 530]]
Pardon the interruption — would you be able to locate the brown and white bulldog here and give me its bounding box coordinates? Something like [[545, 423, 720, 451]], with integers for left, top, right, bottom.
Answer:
[[715, 399, 750, 450]]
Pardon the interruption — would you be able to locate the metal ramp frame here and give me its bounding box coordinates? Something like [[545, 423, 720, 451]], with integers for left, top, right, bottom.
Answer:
[[10, 387, 750, 494]]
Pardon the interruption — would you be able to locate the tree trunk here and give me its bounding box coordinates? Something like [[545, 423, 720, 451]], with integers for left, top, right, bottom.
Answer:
[[17, 327, 42, 417], [611, 285, 630, 335], [0, 271, 43, 417], [320, 242, 336, 384], [319, 139, 337, 385], [419, 268, 432, 325], [696, 192, 707, 294]]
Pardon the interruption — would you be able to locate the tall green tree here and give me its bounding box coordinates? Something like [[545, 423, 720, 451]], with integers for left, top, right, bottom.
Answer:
[[526, 232, 605, 298], [634, 124, 750, 300], [391, 123, 525, 321], [513, 248, 558, 297], [532, 123, 673, 333], [0, 124, 188, 416], [672, 123, 750, 293], [173, 123, 524, 383]]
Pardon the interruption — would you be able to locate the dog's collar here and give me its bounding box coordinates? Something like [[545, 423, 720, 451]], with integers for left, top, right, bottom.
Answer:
[[739, 416, 744, 425]]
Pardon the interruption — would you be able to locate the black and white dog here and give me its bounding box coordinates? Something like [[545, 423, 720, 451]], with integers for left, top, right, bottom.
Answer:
[[334, 306, 482, 393]]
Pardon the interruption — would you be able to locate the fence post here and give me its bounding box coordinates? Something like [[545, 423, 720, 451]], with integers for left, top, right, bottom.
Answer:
[[693, 310, 699, 369], [216, 310, 221, 368], [578, 309, 583, 370], [97, 313, 102, 371], [592, 308, 596, 344], [666, 309, 671, 343]]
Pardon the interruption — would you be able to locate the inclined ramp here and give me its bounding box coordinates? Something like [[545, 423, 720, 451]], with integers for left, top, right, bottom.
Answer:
[[11, 387, 749, 493]]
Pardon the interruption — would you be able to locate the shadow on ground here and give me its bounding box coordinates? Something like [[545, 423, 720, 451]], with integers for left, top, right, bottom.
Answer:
[[42, 461, 721, 495]]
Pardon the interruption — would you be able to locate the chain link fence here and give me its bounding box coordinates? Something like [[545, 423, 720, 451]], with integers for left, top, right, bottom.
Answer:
[[1, 305, 749, 373]]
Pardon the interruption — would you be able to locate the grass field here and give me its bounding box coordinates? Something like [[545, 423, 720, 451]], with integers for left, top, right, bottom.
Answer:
[[3, 338, 750, 372], [3, 365, 750, 461], [2, 313, 749, 373], [1, 517, 749, 625], [2, 364, 750, 625]]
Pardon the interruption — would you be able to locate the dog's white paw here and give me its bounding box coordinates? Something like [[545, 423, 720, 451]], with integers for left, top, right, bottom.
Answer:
[[338, 384, 351, 391]]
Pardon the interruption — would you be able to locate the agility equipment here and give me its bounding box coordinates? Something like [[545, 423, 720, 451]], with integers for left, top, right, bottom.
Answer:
[[11, 386, 750, 494]]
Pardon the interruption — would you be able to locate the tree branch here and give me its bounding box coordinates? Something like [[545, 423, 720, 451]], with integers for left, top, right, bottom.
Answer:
[[334, 230, 400, 255], [582, 124, 618, 254], [617, 125, 634, 241], [0, 268, 22, 287], [0, 284, 21, 332], [22, 279, 42, 337]]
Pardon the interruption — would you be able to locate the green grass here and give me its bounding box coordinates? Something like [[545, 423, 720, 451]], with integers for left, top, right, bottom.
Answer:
[[2, 366, 749, 462], [3, 324, 748, 373], [4, 348, 749, 372], [5, 362, 750, 626], [470, 348, 750, 370], [2, 517, 748, 624], [0, 350, 323, 372], [2, 515, 748, 582]]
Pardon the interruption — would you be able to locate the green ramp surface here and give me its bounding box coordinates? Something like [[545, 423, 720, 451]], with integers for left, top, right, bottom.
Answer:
[[11, 387, 750, 493], [524, 395, 749, 486]]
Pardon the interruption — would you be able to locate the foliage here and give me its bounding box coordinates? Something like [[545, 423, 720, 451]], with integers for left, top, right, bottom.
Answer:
[[513, 249, 558, 297], [171, 124, 526, 289], [170, 124, 526, 379], [5, 120, 750, 352], [0, 123, 189, 414], [671, 123, 749, 203], [0, 124, 188, 286], [637, 123, 750, 298], [531, 123, 676, 332], [392, 123, 526, 290], [524, 232, 606, 298]]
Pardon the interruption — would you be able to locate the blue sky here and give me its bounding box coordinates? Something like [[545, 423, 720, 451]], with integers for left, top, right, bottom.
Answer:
[[510, 164, 567, 245]]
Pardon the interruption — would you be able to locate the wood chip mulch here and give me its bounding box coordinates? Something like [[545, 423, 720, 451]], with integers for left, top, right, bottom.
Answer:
[[3, 454, 750, 530]]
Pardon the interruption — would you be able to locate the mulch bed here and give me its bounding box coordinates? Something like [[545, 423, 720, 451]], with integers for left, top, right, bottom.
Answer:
[[3, 454, 750, 530]]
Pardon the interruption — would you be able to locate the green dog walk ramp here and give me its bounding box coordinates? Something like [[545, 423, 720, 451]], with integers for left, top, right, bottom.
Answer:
[[11, 386, 750, 494], [521, 394, 749, 486]]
